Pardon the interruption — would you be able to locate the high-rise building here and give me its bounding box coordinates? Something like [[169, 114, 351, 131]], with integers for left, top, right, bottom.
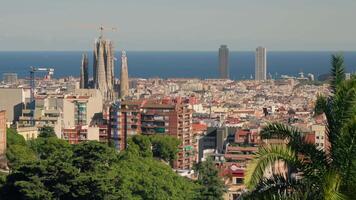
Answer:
[[219, 45, 229, 79], [2, 73, 18, 84], [93, 32, 115, 101], [255, 46, 267, 81], [80, 54, 89, 89], [120, 51, 129, 99], [113, 98, 196, 169]]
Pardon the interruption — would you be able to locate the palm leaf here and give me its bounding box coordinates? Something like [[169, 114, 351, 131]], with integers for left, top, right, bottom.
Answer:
[[322, 170, 347, 200], [330, 54, 345, 94], [244, 145, 298, 189]]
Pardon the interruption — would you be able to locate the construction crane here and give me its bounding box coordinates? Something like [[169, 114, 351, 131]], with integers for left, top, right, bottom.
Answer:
[[29, 66, 54, 106], [98, 25, 117, 38]]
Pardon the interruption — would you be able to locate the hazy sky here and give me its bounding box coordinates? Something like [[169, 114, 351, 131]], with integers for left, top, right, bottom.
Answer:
[[0, 0, 355, 51]]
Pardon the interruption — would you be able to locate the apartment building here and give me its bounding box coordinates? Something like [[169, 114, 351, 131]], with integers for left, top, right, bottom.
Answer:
[[113, 98, 196, 169]]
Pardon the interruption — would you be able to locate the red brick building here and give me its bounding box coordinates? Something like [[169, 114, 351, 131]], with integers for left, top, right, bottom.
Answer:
[[113, 98, 196, 169]]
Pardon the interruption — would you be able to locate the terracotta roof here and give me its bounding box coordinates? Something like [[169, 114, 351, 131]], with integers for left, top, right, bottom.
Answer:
[[192, 123, 207, 132]]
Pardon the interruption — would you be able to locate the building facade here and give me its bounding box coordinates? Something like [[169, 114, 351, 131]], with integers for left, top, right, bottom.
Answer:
[[0, 88, 28, 124], [219, 45, 229, 79], [113, 98, 196, 169], [255, 46, 267, 81], [2, 73, 18, 84], [61, 89, 103, 143]]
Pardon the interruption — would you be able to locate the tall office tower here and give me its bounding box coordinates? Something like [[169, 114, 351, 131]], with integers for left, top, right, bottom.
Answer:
[[80, 54, 89, 89], [219, 45, 229, 79], [93, 32, 115, 101], [255, 46, 267, 81], [120, 51, 129, 99]]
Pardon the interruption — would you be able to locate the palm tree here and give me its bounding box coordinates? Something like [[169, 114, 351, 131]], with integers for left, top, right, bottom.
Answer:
[[240, 54, 356, 200]]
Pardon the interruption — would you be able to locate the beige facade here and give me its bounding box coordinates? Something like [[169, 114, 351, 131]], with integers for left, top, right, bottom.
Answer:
[[17, 126, 39, 140], [62, 89, 103, 129], [0, 88, 29, 123], [61, 89, 103, 142], [311, 124, 327, 151], [18, 96, 62, 138]]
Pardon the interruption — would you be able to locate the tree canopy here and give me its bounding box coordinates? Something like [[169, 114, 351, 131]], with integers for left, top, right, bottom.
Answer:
[[1, 133, 212, 200]]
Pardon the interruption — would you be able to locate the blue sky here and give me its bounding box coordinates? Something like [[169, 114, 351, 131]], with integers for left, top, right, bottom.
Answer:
[[0, 0, 355, 51]]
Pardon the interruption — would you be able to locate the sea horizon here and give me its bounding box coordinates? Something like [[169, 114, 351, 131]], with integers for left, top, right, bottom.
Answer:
[[1, 51, 355, 80]]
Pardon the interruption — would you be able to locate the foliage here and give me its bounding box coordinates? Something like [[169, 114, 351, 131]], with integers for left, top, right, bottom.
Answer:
[[6, 145, 37, 169], [330, 54, 345, 93], [28, 137, 71, 160], [130, 135, 153, 158], [195, 158, 226, 200], [1, 134, 201, 200], [242, 54, 356, 199], [130, 134, 181, 163], [150, 135, 180, 163], [314, 94, 327, 115], [6, 128, 26, 146], [38, 126, 57, 138]]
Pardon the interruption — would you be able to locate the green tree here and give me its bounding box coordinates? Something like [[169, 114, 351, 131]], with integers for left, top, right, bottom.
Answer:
[[131, 135, 153, 158], [195, 158, 226, 200], [6, 128, 26, 146], [314, 94, 327, 115], [242, 54, 356, 199], [330, 54, 345, 93], [150, 135, 180, 163], [6, 145, 37, 168], [114, 144, 199, 200], [1, 134, 201, 200], [72, 141, 118, 172], [28, 136, 71, 160], [38, 126, 57, 138]]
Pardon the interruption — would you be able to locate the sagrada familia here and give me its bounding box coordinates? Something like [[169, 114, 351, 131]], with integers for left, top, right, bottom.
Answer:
[[80, 28, 129, 102]]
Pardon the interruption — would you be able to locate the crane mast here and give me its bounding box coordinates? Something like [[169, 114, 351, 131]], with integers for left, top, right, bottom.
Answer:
[[29, 66, 54, 108]]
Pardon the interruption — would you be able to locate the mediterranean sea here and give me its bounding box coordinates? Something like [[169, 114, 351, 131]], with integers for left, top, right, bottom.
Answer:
[[0, 51, 355, 80]]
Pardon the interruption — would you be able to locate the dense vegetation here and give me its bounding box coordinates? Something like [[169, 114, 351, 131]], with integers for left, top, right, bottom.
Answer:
[[0, 128, 225, 200], [241, 54, 356, 200]]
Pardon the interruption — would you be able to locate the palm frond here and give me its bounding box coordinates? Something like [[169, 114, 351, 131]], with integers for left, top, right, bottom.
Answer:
[[330, 54, 345, 94], [244, 145, 298, 189], [323, 170, 347, 200], [261, 122, 328, 172], [240, 175, 313, 200]]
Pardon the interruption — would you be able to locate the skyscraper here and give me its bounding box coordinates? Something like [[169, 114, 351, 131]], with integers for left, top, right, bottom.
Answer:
[[93, 31, 115, 101], [255, 46, 267, 81], [80, 54, 89, 89], [219, 45, 229, 79], [120, 51, 129, 99]]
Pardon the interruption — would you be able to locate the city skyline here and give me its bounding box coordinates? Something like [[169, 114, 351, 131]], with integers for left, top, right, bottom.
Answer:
[[0, 0, 355, 51]]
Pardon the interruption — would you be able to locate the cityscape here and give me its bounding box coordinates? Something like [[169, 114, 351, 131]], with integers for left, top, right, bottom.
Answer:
[[0, 1, 355, 200]]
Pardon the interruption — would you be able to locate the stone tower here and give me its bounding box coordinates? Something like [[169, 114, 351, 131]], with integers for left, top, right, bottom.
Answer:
[[80, 53, 89, 89], [120, 51, 129, 99], [93, 32, 115, 101]]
